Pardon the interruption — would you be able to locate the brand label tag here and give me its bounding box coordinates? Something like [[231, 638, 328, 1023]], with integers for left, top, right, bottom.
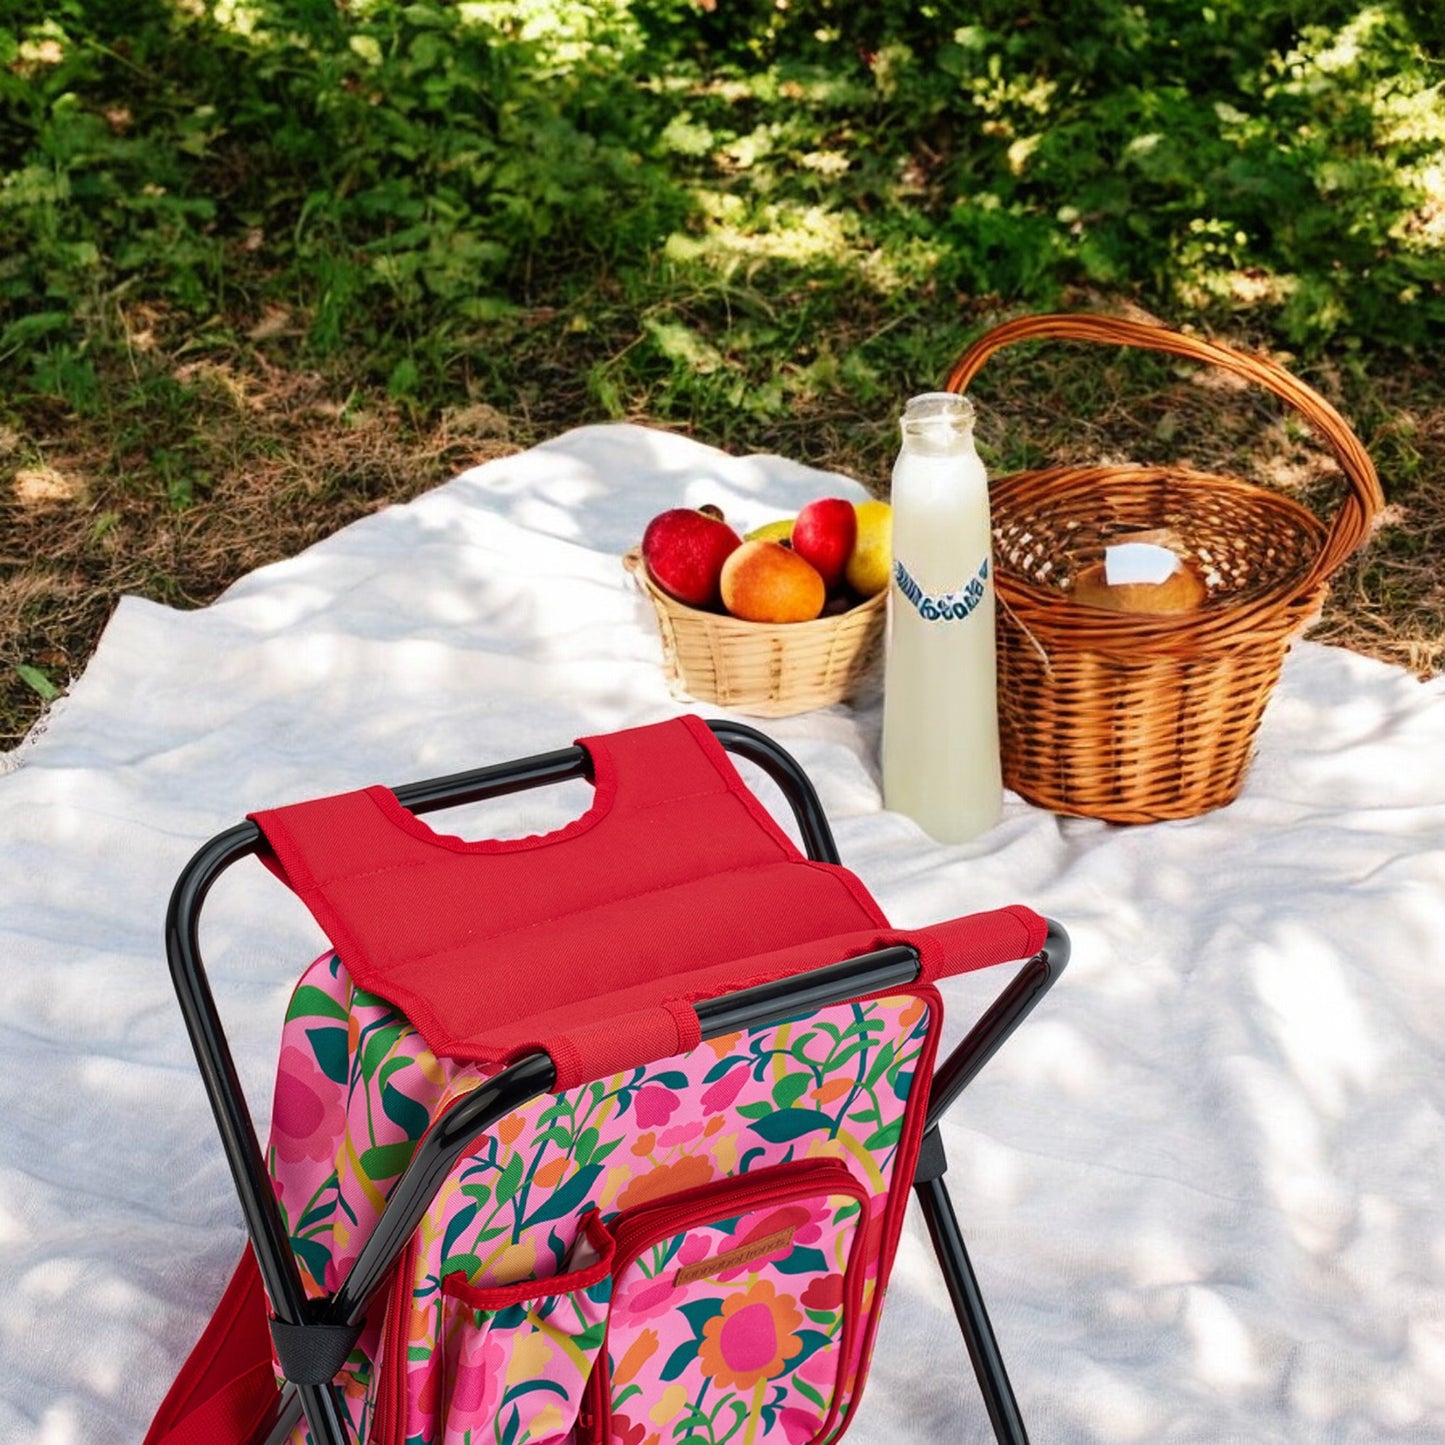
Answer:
[[674, 1226, 796, 1286], [893, 556, 990, 622]]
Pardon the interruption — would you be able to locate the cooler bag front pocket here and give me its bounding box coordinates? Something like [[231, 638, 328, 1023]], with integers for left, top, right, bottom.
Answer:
[[593, 1158, 870, 1445], [433, 1210, 615, 1445]]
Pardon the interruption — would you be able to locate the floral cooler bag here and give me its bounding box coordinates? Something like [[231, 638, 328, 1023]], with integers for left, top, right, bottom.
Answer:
[[274, 963, 942, 1445], [149, 716, 1049, 1445]]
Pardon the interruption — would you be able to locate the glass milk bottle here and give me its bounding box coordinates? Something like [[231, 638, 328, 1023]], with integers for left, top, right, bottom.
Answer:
[[881, 391, 1003, 842]]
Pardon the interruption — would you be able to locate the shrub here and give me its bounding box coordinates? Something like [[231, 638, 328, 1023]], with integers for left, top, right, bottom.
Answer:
[[0, 0, 1440, 414]]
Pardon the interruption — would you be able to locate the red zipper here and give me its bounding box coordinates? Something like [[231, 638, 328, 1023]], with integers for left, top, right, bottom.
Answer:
[[586, 1157, 867, 1445], [609, 1158, 862, 1275], [372, 1232, 420, 1445]]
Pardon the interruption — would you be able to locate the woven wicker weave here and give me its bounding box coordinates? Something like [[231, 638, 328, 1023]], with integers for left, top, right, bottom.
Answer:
[[945, 313, 1384, 823], [624, 549, 885, 717]]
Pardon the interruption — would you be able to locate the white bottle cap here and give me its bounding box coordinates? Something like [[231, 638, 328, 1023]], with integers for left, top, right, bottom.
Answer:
[[901, 392, 976, 455], [903, 392, 975, 426]]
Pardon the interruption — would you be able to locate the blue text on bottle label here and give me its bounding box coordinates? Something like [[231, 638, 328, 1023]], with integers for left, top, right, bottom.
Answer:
[[893, 556, 990, 622]]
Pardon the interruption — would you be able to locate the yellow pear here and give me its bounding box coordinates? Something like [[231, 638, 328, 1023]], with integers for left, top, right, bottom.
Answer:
[[745, 517, 794, 544], [845, 499, 892, 597]]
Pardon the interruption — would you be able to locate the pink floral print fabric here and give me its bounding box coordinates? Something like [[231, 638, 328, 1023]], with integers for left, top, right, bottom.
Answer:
[[598, 1157, 869, 1445], [265, 951, 937, 1445]]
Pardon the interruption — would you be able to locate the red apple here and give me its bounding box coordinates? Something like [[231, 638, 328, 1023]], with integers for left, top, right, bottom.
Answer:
[[790, 497, 858, 593], [641, 506, 743, 609]]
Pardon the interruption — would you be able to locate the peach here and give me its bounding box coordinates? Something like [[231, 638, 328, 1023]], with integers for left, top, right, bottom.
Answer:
[[720, 540, 827, 623]]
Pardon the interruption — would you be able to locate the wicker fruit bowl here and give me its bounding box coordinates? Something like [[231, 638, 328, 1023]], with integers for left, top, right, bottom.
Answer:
[[945, 313, 1384, 823], [624, 549, 885, 717]]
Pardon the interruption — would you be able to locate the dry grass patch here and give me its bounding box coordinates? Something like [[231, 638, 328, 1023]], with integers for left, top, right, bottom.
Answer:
[[2, 312, 1441, 752], [0, 354, 528, 746]]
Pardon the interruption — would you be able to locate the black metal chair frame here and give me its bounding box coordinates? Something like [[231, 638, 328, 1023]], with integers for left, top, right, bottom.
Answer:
[[168, 720, 1069, 1445]]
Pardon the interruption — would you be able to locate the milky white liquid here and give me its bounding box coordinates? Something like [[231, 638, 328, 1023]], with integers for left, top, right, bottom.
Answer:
[[881, 397, 1003, 843]]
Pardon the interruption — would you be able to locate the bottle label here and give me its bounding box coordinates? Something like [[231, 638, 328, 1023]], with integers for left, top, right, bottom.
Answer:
[[893, 556, 990, 622]]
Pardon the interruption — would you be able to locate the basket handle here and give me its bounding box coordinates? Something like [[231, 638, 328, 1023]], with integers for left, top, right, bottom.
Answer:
[[944, 313, 1384, 590]]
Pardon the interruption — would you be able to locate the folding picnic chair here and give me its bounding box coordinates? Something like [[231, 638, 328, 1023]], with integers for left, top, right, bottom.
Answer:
[[149, 716, 1069, 1445]]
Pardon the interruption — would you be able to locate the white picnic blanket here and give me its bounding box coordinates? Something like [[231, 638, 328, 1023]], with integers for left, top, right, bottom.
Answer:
[[1, 422, 1441, 1444]]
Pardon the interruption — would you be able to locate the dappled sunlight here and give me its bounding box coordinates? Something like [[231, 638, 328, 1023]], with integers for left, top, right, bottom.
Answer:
[[1410, 1316, 1445, 1403], [1249, 922, 1380, 1115], [1398, 161, 1445, 249], [4, 1223, 209, 1441], [5, 406, 1444, 1445], [0, 1198, 27, 1248], [1065, 1359, 1166, 1443], [1183, 1284, 1263, 1390], [1296, 4, 1394, 75], [16, 1255, 86, 1312], [206, 0, 261, 35], [1257, 650, 1445, 813], [175, 420, 860, 744], [507, 477, 610, 542], [451, 451, 616, 545], [1, 10, 1441, 1430], [29, 1406, 81, 1445], [951, 1128, 1028, 1209], [1124, 1226, 1202, 1293], [650, 117, 908, 291], [12, 466, 87, 506], [453, 0, 642, 62], [991, 1016, 1106, 1098], [221, 579, 355, 634], [1173, 264, 1298, 315], [1289, 1338, 1419, 1432], [667, 195, 860, 271], [475, 420, 869, 552]]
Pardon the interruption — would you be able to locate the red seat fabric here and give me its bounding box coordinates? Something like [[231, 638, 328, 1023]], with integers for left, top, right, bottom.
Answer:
[[251, 715, 1044, 1089]]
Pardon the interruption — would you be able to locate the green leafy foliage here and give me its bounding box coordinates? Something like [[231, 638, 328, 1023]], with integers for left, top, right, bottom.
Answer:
[[14, 664, 58, 700], [0, 0, 686, 398], [0, 0, 1440, 421]]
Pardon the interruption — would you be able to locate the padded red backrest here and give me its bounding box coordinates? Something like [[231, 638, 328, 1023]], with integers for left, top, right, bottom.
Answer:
[[251, 716, 1045, 1089]]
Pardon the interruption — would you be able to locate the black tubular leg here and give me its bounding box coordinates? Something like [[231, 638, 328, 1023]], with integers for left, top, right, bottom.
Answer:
[[166, 824, 350, 1443], [255, 1055, 560, 1445], [913, 920, 1070, 1443], [706, 720, 841, 863], [913, 1165, 1029, 1445], [262, 1389, 303, 1445], [926, 921, 1071, 1134], [249, 1053, 560, 1445]]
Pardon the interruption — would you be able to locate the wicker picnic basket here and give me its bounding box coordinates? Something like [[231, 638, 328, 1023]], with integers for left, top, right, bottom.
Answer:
[[624, 548, 885, 716], [945, 313, 1384, 823]]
